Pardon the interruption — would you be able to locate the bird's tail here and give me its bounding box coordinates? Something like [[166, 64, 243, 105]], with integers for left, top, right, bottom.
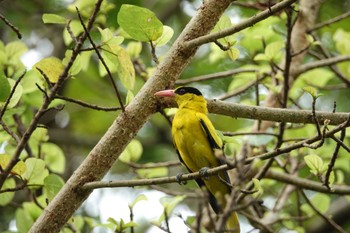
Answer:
[[226, 211, 240, 233]]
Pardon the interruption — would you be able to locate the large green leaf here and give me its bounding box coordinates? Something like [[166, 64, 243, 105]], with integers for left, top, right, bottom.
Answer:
[[117, 4, 163, 42], [22, 158, 49, 185], [44, 174, 64, 201]]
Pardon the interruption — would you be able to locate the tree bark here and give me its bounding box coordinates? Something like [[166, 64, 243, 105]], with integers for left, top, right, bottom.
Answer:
[[29, 0, 234, 232]]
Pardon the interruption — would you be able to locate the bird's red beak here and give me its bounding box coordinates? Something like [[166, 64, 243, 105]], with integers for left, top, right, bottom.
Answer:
[[154, 89, 175, 97]]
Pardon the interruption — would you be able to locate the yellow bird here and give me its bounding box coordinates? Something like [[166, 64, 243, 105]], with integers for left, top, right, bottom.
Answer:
[[155, 86, 240, 233]]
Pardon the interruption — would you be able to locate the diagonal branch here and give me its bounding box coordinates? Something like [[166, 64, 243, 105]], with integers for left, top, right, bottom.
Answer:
[[29, 0, 235, 232], [183, 0, 298, 49]]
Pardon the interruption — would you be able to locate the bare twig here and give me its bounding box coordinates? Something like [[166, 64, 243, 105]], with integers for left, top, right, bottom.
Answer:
[[184, 0, 298, 49], [295, 54, 350, 76], [55, 95, 122, 111], [308, 10, 350, 32], [0, 13, 22, 39], [0, 70, 26, 120], [150, 41, 159, 64], [299, 190, 347, 233], [176, 68, 259, 85], [76, 7, 125, 112], [323, 129, 346, 189]]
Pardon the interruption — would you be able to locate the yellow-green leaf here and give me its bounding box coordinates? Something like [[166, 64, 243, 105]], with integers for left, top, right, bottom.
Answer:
[[119, 139, 143, 163], [0, 154, 26, 176], [35, 57, 65, 83], [42, 13, 66, 24], [153, 25, 174, 46]]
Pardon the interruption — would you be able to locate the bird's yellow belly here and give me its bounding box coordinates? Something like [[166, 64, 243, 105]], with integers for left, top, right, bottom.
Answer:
[[172, 111, 217, 173]]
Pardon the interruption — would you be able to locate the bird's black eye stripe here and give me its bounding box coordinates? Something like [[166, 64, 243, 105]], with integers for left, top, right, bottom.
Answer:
[[175, 87, 202, 96]]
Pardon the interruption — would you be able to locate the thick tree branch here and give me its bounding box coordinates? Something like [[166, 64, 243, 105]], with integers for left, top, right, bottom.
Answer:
[[183, 0, 298, 49], [29, 0, 234, 232]]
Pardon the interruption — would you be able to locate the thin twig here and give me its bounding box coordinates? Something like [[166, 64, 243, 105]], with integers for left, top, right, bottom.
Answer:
[[299, 190, 347, 233], [323, 128, 346, 189], [295, 54, 350, 76], [0, 13, 22, 39], [176, 68, 259, 85], [184, 0, 298, 49], [0, 70, 26, 120], [150, 41, 159, 64], [55, 95, 122, 111], [76, 7, 125, 112], [308, 10, 350, 32]]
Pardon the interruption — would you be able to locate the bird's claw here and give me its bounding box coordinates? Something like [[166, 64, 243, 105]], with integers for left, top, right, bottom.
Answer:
[[176, 173, 187, 185], [199, 167, 210, 180]]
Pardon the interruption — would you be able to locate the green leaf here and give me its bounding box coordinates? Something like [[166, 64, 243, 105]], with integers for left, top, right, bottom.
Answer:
[[125, 90, 134, 104], [42, 13, 66, 24], [0, 71, 11, 102], [228, 47, 240, 61], [34, 57, 65, 83], [63, 20, 84, 45], [212, 14, 235, 46], [22, 158, 49, 185], [157, 195, 186, 224], [303, 86, 318, 98], [126, 42, 142, 58], [0, 178, 16, 206], [63, 50, 82, 76], [301, 193, 330, 215], [130, 194, 148, 208], [304, 154, 323, 176], [6, 79, 23, 108], [115, 46, 135, 90], [101, 45, 135, 90], [98, 27, 124, 45], [42, 143, 66, 174], [153, 25, 174, 46], [0, 154, 26, 176], [265, 41, 284, 62], [23, 198, 45, 220], [117, 4, 163, 42], [21, 69, 44, 94], [137, 167, 168, 178], [44, 174, 64, 201], [119, 139, 143, 163], [254, 53, 269, 62], [252, 178, 264, 198], [5, 41, 28, 60], [16, 208, 34, 233]]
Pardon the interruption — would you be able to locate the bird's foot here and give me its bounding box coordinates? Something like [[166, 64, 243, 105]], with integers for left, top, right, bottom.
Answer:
[[176, 173, 187, 185], [199, 167, 210, 180]]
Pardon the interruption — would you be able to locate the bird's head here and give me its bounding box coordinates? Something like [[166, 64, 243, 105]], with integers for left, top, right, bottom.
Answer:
[[155, 87, 207, 113]]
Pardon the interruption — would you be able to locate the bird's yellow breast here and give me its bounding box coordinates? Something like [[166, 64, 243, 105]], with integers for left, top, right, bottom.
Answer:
[[172, 108, 220, 173]]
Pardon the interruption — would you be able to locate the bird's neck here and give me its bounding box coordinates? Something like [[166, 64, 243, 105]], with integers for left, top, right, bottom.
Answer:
[[177, 96, 208, 114]]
